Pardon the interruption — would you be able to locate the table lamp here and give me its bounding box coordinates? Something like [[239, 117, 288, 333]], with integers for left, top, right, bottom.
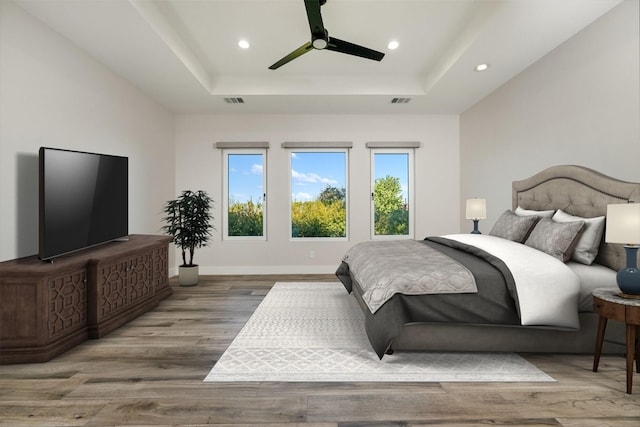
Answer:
[[466, 198, 486, 234], [605, 203, 640, 296]]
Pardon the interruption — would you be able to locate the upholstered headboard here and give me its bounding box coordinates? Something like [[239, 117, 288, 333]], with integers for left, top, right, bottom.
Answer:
[[512, 165, 640, 271]]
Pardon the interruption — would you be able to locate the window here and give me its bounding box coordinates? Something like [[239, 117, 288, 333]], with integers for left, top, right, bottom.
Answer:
[[289, 150, 348, 239], [223, 150, 266, 240], [371, 149, 414, 238]]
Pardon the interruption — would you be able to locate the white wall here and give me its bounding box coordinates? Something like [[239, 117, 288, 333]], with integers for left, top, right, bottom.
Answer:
[[460, 0, 639, 231], [174, 114, 460, 274], [0, 1, 175, 262]]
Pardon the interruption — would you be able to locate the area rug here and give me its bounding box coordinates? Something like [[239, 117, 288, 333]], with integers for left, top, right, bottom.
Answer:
[[204, 282, 554, 383]]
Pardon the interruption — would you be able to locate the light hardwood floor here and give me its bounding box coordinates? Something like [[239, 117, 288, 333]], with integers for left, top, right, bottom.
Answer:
[[1, 274, 639, 426]]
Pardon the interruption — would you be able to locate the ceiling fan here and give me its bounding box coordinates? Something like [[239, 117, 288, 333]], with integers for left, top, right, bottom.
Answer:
[[269, 0, 385, 70]]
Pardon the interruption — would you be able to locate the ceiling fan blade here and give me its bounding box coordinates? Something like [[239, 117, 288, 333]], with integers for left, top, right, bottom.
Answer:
[[269, 42, 314, 70], [304, 0, 326, 39], [326, 37, 385, 62]]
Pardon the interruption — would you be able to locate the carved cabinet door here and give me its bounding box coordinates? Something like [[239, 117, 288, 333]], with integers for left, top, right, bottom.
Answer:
[[48, 269, 87, 339]]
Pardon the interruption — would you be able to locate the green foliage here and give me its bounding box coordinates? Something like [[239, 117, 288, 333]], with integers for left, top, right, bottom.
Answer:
[[291, 200, 346, 237], [226, 187, 348, 238], [228, 199, 263, 236], [374, 176, 403, 214], [225, 181, 400, 238], [292, 185, 346, 237], [374, 176, 408, 235], [318, 185, 346, 206], [162, 190, 214, 266]]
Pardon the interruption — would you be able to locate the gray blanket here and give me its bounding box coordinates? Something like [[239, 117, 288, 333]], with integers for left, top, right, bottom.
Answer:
[[341, 240, 477, 313]]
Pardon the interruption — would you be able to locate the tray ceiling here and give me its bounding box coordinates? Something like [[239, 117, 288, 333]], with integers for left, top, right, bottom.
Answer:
[[15, 0, 622, 114]]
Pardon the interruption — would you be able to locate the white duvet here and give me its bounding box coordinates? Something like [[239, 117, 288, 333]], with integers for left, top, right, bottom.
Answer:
[[444, 234, 581, 329]]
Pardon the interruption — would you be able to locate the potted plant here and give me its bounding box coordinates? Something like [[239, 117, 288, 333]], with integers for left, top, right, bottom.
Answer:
[[162, 190, 214, 286]]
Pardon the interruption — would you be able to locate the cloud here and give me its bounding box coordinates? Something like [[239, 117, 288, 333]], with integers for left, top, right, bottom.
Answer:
[[250, 164, 263, 174], [291, 169, 337, 186], [292, 192, 313, 201]]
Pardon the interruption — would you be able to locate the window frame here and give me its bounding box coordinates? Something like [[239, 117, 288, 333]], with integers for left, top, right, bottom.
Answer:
[[370, 148, 415, 240], [288, 148, 349, 241], [222, 148, 267, 241]]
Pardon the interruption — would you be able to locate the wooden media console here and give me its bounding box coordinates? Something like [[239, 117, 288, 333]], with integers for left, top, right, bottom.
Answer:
[[0, 235, 172, 364]]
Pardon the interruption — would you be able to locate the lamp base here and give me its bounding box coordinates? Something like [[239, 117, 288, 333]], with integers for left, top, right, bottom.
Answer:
[[617, 246, 640, 295], [617, 268, 640, 295], [470, 219, 482, 235]]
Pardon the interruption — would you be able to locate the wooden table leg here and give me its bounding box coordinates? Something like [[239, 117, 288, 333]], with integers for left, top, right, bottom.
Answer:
[[626, 324, 636, 394], [593, 316, 607, 372], [636, 326, 640, 374]]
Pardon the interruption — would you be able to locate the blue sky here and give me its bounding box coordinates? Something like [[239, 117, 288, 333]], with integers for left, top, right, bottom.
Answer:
[[227, 153, 264, 204], [227, 152, 407, 204], [291, 152, 345, 201]]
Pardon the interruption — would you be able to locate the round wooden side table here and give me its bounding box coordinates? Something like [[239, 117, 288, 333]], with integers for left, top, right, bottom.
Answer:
[[592, 288, 640, 394]]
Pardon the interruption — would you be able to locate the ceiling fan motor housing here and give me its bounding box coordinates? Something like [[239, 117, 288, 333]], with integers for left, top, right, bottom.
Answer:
[[312, 29, 329, 49]]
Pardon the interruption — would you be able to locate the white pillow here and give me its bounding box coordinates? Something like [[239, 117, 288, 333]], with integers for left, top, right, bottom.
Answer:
[[552, 209, 605, 265], [515, 206, 555, 218]]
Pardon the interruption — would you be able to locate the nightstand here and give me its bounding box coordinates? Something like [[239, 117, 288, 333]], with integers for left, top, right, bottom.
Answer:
[[592, 288, 640, 394]]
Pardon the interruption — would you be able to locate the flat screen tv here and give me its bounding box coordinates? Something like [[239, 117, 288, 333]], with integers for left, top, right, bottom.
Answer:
[[39, 147, 128, 261]]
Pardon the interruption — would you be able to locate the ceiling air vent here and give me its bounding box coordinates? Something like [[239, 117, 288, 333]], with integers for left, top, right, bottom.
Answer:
[[224, 97, 245, 104], [391, 97, 411, 104]]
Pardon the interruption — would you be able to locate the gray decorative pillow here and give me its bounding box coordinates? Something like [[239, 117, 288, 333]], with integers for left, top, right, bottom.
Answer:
[[524, 218, 585, 262], [552, 209, 605, 265], [489, 210, 540, 243]]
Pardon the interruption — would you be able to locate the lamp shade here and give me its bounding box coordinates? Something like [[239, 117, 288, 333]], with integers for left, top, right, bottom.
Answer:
[[605, 203, 640, 245], [466, 198, 487, 220]]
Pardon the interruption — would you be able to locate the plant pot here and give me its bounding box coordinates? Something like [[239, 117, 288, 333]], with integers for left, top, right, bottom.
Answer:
[[179, 265, 199, 286]]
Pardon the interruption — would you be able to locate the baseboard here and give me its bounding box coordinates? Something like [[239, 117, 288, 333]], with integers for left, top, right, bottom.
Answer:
[[169, 265, 338, 276]]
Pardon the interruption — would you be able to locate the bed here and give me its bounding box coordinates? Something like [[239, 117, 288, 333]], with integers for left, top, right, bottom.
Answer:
[[336, 165, 640, 358]]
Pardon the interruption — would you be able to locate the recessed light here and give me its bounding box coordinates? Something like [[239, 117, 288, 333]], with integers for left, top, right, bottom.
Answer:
[[475, 63, 489, 72], [388, 40, 399, 50], [238, 40, 250, 49]]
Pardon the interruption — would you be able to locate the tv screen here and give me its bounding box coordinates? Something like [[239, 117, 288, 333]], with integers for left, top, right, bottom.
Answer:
[[39, 147, 128, 260]]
